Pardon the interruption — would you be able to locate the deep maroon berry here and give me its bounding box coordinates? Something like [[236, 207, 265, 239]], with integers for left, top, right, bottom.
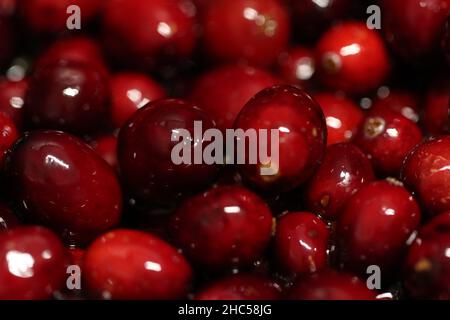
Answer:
[[275, 212, 329, 275], [102, 0, 196, 69], [203, 0, 290, 67], [90, 134, 118, 171], [404, 212, 450, 299], [443, 15, 450, 64], [0, 226, 68, 299], [423, 81, 450, 135], [277, 46, 316, 87], [4, 131, 122, 243], [314, 93, 364, 145], [190, 64, 279, 131], [338, 180, 421, 274], [0, 112, 19, 165], [306, 143, 375, 220], [0, 201, 19, 231], [288, 270, 376, 300], [25, 61, 109, 134], [196, 274, 282, 300], [84, 229, 192, 300], [382, 0, 450, 58], [110, 72, 166, 128], [234, 85, 326, 193], [0, 79, 28, 128], [371, 90, 420, 123], [118, 99, 219, 204], [316, 22, 390, 95], [170, 186, 273, 270], [355, 107, 423, 176], [402, 136, 450, 216]]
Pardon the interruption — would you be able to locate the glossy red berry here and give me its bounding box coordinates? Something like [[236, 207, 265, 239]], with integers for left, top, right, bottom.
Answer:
[[203, 0, 290, 67], [170, 186, 273, 270], [234, 85, 326, 193], [0, 112, 19, 165], [382, 0, 450, 58], [355, 107, 423, 176], [0, 226, 68, 299], [275, 212, 329, 275], [423, 82, 450, 135], [288, 270, 376, 300], [0, 79, 28, 128], [314, 93, 364, 145], [338, 180, 421, 274], [84, 229, 192, 300], [190, 64, 279, 131], [402, 137, 450, 216], [371, 90, 419, 123], [404, 212, 450, 299], [90, 134, 118, 171], [0, 201, 19, 231], [316, 22, 390, 95], [4, 131, 122, 243], [25, 61, 109, 134], [277, 46, 316, 87], [110, 72, 166, 128], [118, 99, 219, 204], [102, 0, 196, 69], [306, 143, 375, 220], [196, 274, 282, 300]]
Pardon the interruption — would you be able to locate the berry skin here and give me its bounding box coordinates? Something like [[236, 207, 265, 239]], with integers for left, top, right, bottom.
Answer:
[[423, 82, 450, 136], [84, 229, 192, 300], [0, 226, 68, 299], [0, 201, 19, 231], [0, 112, 19, 165], [170, 186, 273, 270], [306, 143, 375, 220], [277, 46, 316, 87], [275, 212, 330, 275], [316, 21, 390, 95], [371, 90, 419, 123], [90, 134, 118, 171], [0, 79, 28, 128]]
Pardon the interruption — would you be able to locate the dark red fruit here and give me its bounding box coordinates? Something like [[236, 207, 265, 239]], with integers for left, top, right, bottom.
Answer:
[[275, 212, 329, 275], [0, 112, 19, 165], [84, 229, 192, 300], [404, 212, 450, 299], [0, 16, 15, 69], [382, 0, 450, 58], [277, 46, 315, 87], [314, 93, 364, 145], [203, 0, 290, 67], [306, 143, 375, 220], [110, 72, 166, 128], [102, 0, 196, 69], [316, 22, 390, 95], [443, 15, 450, 64], [355, 107, 423, 176], [0, 79, 28, 128], [118, 99, 219, 204], [371, 90, 419, 123], [338, 180, 421, 274], [90, 134, 118, 171], [402, 136, 450, 216], [25, 61, 109, 134], [0, 201, 19, 231], [423, 82, 450, 135], [0, 226, 68, 299], [196, 274, 282, 300], [67, 247, 84, 268], [234, 85, 326, 193], [190, 64, 279, 131], [288, 270, 376, 300], [170, 186, 273, 270], [19, 0, 101, 34], [5, 131, 122, 243]]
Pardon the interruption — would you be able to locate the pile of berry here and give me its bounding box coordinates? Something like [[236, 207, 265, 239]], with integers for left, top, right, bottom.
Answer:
[[0, 0, 449, 300]]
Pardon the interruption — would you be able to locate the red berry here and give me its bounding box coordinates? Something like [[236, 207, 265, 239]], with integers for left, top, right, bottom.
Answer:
[[423, 81, 450, 135], [0, 79, 28, 128], [338, 180, 421, 274], [404, 212, 450, 299], [67, 247, 84, 268], [314, 93, 364, 145], [306, 143, 375, 220], [288, 270, 376, 300], [316, 22, 390, 95], [371, 90, 420, 123], [275, 212, 330, 275], [84, 229, 192, 300], [277, 46, 316, 87], [203, 0, 290, 67], [0, 226, 68, 299], [110, 72, 166, 128], [402, 136, 450, 216], [196, 274, 282, 300], [102, 0, 196, 69], [118, 99, 219, 204], [355, 107, 423, 176], [170, 186, 273, 270], [90, 134, 118, 171], [0, 112, 19, 165], [4, 131, 122, 243], [0, 201, 19, 231], [190, 64, 279, 131], [234, 85, 326, 193]]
